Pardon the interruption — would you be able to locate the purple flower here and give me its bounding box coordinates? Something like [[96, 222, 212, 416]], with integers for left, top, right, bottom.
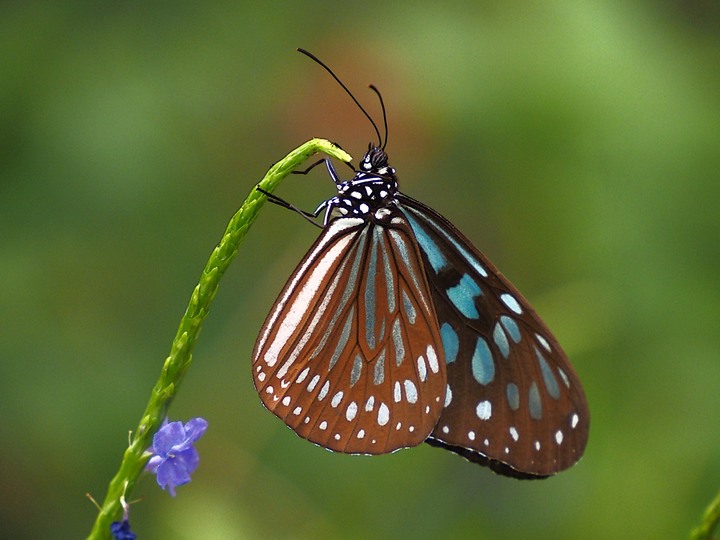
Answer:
[[146, 417, 208, 496], [110, 518, 136, 540], [110, 494, 136, 540]]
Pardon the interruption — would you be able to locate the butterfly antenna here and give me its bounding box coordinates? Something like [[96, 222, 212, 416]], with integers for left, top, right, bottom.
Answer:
[[368, 84, 388, 150], [297, 48, 383, 148]]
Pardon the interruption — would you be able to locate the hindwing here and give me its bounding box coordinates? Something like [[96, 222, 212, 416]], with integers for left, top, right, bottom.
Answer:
[[398, 194, 589, 477]]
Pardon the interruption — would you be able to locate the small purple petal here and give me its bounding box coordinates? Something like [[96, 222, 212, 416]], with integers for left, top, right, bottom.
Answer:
[[177, 447, 200, 475], [155, 449, 199, 496], [184, 418, 208, 443], [145, 454, 162, 474], [151, 421, 186, 455], [146, 417, 208, 496], [110, 519, 136, 540]]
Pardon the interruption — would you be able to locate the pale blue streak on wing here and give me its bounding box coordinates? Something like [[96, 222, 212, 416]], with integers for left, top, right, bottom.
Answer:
[[388, 229, 429, 313], [535, 347, 560, 399], [329, 306, 355, 371], [440, 323, 459, 364], [403, 210, 448, 273], [528, 381, 543, 419], [493, 321, 510, 359], [446, 274, 483, 319], [471, 337, 495, 385], [365, 229, 380, 349], [403, 204, 489, 278], [500, 315, 521, 343], [350, 354, 363, 386], [392, 318, 405, 367], [506, 382, 520, 410], [374, 348, 386, 385], [402, 288, 417, 324], [309, 230, 367, 360], [380, 231, 396, 313]]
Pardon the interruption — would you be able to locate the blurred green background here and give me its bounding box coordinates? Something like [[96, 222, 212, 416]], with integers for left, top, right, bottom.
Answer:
[[2, 1, 719, 538]]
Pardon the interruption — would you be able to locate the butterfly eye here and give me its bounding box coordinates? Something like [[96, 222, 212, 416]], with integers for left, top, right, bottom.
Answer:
[[369, 148, 389, 168]]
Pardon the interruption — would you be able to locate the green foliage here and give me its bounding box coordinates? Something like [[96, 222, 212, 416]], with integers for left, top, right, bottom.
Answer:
[[1, 2, 719, 538]]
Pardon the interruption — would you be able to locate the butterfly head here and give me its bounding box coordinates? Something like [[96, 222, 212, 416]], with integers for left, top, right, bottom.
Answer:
[[359, 144, 395, 179]]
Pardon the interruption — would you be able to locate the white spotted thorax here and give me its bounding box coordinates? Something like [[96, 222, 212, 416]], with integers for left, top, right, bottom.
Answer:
[[322, 145, 399, 225], [253, 142, 589, 479]]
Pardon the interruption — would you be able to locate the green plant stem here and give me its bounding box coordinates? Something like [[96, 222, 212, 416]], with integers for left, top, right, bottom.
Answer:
[[691, 489, 720, 540], [87, 139, 351, 540]]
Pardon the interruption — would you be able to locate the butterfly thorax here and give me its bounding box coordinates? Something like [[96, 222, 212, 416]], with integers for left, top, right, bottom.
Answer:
[[326, 145, 399, 223]]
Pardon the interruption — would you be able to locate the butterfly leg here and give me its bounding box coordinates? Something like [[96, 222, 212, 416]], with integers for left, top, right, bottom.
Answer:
[[293, 157, 355, 179], [256, 151, 358, 228], [255, 187, 324, 228], [291, 158, 327, 176]]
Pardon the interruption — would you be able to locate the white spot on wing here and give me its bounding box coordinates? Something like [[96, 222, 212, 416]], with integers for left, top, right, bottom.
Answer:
[[501, 293, 523, 314], [417, 355, 427, 382], [404, 380, 418, 404], [378, 402, 390, 426], [444, 385, 452, 407], [558, 367, 571, 388], [476, 400, 492, 420], [426, 345, 439, 373], [331, 391, 343, 408], [318, 380, 330, 401], [307, 374, 320, 392], [346, 401, 358, 421], [535, 333, 552, 352], [296, 367, 310, 384]]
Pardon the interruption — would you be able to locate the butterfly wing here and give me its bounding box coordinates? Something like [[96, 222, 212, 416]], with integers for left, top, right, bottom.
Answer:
[[253, 213, 447, 454], [398, 194, 589, 477]]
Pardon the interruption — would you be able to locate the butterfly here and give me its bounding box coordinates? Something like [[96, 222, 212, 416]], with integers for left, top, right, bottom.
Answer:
[[251, 50, 589, 479]]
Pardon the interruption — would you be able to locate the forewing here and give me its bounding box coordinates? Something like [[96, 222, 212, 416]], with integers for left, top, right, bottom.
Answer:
[[253, 214, 447, 454], [398, 195, 589, 477]]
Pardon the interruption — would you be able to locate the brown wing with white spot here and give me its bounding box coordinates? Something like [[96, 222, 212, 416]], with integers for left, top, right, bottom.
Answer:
[[252, 212, 447, 454], [398, 195, 589, 478]]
